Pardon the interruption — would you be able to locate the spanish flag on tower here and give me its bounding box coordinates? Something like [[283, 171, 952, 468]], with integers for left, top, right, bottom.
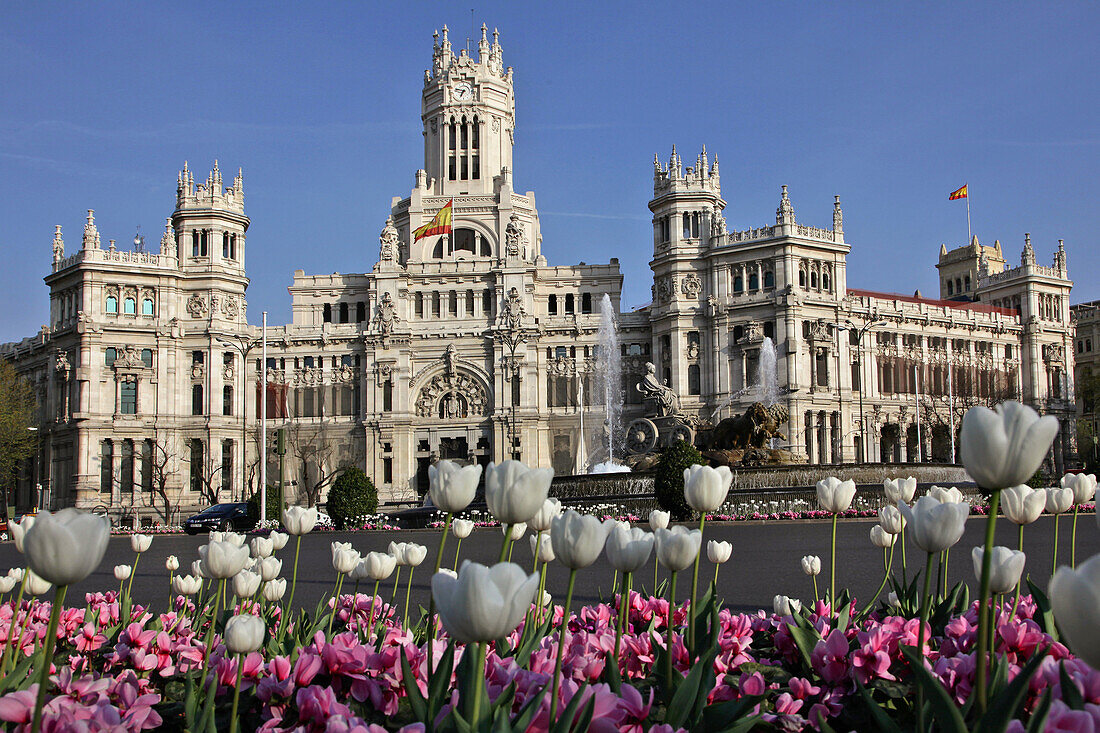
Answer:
[[413, 199, 453, 241], [949, 184, 968, 200]]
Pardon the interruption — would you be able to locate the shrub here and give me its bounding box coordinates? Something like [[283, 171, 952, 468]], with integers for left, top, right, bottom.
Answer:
[[247, 485, 284, 527], [327, 467, 378, 530], [654, 439, 705, 520]]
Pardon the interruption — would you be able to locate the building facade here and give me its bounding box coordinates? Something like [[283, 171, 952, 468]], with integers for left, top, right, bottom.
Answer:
[[1071, 300, 1100, 469], [1, 26, 1079, 523]]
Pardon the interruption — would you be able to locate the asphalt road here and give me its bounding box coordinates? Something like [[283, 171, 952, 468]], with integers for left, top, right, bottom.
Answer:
[[1, 514, 1095, 616]]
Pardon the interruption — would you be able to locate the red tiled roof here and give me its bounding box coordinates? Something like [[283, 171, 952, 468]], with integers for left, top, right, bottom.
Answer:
[[846, 288, 1019, 317]]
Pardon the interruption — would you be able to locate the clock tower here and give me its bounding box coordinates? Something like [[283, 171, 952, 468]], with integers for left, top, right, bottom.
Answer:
[[421, 24, 515, 197]]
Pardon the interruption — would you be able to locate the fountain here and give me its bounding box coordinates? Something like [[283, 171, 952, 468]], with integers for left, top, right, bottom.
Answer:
[[756, 336, 780, 406], [588, 294, 630, 474]]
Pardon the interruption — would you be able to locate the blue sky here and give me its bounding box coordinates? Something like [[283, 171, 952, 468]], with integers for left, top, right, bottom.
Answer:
[[2, 2, 1097, 341]]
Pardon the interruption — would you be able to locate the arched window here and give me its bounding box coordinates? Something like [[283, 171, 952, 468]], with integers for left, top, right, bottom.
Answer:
[[764, 271, 775, 288], [124, 297, 136, 315], [733, 276, 743, 293], [947, 280, 954, 295], [964, 275, 971, 291], [565, 293, 575, 314], [955, 278, 962, 294], [581, 293, 592, 314], [105, 347, 117, 366], [106, 296, 118, 314], [822, 272, 831, 291], [810, 271, 819, 289], [356, 301, 366, 322], [322, 303, 332, 323], [192, 384, 204, 416], [749, 273, 759, 290], [223, 385, 233, 416], [141, 297, 154, 316], [549, 294, 558, 315], [449, 290, 458, 316], [222, 232, 230, 258]]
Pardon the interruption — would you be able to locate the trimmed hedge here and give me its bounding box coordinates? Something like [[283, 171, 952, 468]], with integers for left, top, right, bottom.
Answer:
[[247, 485, 284, 527], [654, 439, 705, 520], [327, 467, 378, 530]]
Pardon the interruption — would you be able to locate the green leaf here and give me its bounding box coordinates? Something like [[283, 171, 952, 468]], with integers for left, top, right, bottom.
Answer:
[[700, 696, 763, 733], [550, 681, 589, 733], [428, 640, 456, 719], [975, 645, 1050, 733], [785, 622, 822, 673], [899, 645, 967, 733], [835, 598, 852, 633], [511, 683, 548, 732], [1026, 577, 1058, 642], [854, 679, 904, 733], [1025, 689, 1053, 733], [603, 651, 622, 692], [929, 581, 966, 630], [0, 649, 39, 694], [570, 694, 596, 733], [400, 646, 428, 722], [666, 644, 719, 729]]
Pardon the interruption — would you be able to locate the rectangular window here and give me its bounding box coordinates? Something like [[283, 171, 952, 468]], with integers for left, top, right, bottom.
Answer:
[[192, 384, 204, 415], [223, 385, 233, 416], [189, 439, 204, 492], [383, 381, 393, 411], [100, 440, 113, 493], [221, 440, 233, 494], [120, 381, 137, 415], [119, 440, 134, 494], [192, 350, 204, 365], [383, 457, 393, 484], [141, 439, 153, 493]]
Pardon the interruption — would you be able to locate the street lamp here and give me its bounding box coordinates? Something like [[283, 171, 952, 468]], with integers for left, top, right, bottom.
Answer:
[[839, 319, 887, 463], [214, 333, 260, 501]]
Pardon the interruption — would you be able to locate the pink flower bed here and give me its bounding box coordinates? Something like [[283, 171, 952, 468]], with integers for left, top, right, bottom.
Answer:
[[0, 587, 1090, 731]]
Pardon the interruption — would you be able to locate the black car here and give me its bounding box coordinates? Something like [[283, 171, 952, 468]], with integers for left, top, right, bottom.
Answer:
[[184, 503, 253, 535]]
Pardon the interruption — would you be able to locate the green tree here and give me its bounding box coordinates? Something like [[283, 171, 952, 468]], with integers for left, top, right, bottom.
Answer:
[[654, 439, 705, 520], [326, 467, 378, 530], [247, 483, 284, 527], [0, 360, 38, 505]]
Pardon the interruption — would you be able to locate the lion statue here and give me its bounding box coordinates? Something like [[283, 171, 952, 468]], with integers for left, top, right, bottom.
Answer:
[[704, 402, 788, 451]]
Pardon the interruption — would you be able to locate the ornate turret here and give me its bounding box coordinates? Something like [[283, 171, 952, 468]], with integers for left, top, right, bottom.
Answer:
[[833, 195, 843, 235], [1022, 232, 1035, 266], [176, 160, 244, 213], [52, 225, 64, 263], [652, 144, 720, 196], [776, 185, 795, 226], [82, 210, 100, 250], [1055, 239, 1067, 273], [159, 218, 176, 256]]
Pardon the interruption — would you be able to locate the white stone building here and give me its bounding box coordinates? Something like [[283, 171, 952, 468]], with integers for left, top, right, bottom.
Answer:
[[1, 26, 1079, 523]]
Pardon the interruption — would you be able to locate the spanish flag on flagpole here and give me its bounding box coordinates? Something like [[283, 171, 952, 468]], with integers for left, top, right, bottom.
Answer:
[[949, 184, 971, 242], [413, 199, 454, 241], [949, 184, 968, 200]]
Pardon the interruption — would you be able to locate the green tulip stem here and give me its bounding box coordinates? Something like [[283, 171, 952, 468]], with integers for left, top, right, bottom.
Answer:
[[368, 579, 381, 642], [531, 531, 542, 575], [427, 514, 453, 674], [403, 567, 415, 630], [915, 551, 935, 733], [287, 534, 302, 615], [942, 547, 951, 602], [498, 524, 512, 563], [614, 571, 631, 669], [126, 552, 141, 601], [1011, 524, 1024, 619], [652, 554, 659, 595], [1052, 513, 1061, 575], [975, 488, 1001, 714], [688, 514, 706, 655], [507, 539, 515, 564], [10, 604, 34, 673], [548, 568, 577, 724], [611, 569, 618, 599], [470, 641, 487, 727], [30, 584, 67, 733], [434, 514, 453, 575], [453, 537, 463, 571], [857, 541, 894, 618], [0, 573, 27, 676], [167, 574, 174, 613], [228, 652, 244, 733], [665, 570, 678, 695], [117, 579, 124, 599], [900, 525, 908, 585], [829, 512, 838, 603], [713, 563, 720, 591], [1073, 504, 1080, 568], [536, 560, 549, 627], [812, 572, 819, 602], [326, 572, 345, 639], [390, 565, 402, 605]]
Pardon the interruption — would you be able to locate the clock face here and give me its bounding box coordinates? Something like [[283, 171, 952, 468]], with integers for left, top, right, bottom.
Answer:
[[453, 82, 473, 102]]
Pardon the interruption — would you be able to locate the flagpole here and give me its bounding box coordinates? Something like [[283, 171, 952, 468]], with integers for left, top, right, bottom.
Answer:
[[948, 360, 955, 463], [966, 187, 972, 242], [260, 311, 267, 524], [914, 363, 921, 463]]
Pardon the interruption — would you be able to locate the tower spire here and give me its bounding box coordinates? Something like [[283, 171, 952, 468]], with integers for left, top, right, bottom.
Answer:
[[52, 225, 64, 263], [776, 185, 795, 225]]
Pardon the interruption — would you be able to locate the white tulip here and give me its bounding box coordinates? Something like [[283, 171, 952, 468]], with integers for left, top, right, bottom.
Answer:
[[887, 591, 900, 606], [268, 531, 290, 550], [199, 540, 251, 580], [539, 590, 553, 607], [191, 559, 207, 579], [485, 461, 554, 525], [404, 543, 427, 567], [388, 541, 408, 564], [1050, 554, 1100, 668], [878, 505, 906, 534], [224, 614, 265, 654], [23, 509, 110, 586], [130, 534, 152, 553], [960, 401, 1059, 490], [1045, 487, 1074, 515], [870, 525, 897, 548], [113, 564, 132, 581], [165, 555, 180, 572], [800, 555, 821, 576], [707, 540, 733, 565], [262, 578, 287, 602], [331, 543, 360, 575], [530, 532, 556, 563], [0, 577, 15, 594], [816, 477, 856, 513], [883, 477, 917, 505], [7, 568, 25, 582], [1062, 473, 1098, 506], [606, 526, 656, 573], [773, 594, 801, 616], [172, 574, 202, 596], [899, 497, 968, 553], [451, 518, 475, 539], [649, 510, 670, 532], [250, 537, 274, 559], [654, 525, 702, 573], [209, 531, 246, 547], [683, 465, 733, 513], [1001, 485, 1046, 525], [551, 509, 611, 570], [233, 569, 262, 598], [257, 556, 282, 582], [361, 551, 397, 581], [282, 505, 319, 536], [9, 515, 35, 553], [428, 460, 483, 514], [24, 569, 52, 596], [971, 546, 1026, 594], [502, 522, 527, 541], [927, 486, 967, 505], [431, 561, 539, 644], [528, 498, 563, 533]]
